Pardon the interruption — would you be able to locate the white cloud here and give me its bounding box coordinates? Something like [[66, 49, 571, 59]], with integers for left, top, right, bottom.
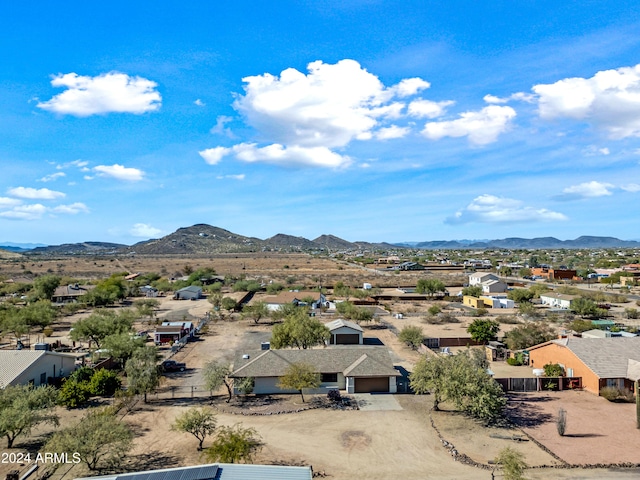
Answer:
[[194, 99, 205, 107], [0, 197, 22, 208], [39, 172, 66, 182], [555, 181, 614, 200], [94, 164, 145, 181], [216, 174, 246, 180], [232, 143, 351, 168], [84, 175, 94, 181], [374, 125, 410, 140], [621, 183, 640, 192], [391, 78, 431, 97], [0, 204, 48, 220], [51, 202, 90, 214], [599, 147, 610, 155], [210, 115, 234, 136], [199, 146, 231, 165], [483, 94, 508, 104], [38, 72, 161, 116], [57, 159, 89, 170], [407, 99, 454, 119], [130, 223, 162, 238], [483, 92, 535, 104], [533, 64, 640, 138], [446, 194, 567, 224], [7, 187, 65, 200], [422, 105, 516, 145]]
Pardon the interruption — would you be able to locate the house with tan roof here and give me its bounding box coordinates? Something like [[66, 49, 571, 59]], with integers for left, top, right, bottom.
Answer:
[[230, 346, 399, 394], [528, 337, 640, 395]]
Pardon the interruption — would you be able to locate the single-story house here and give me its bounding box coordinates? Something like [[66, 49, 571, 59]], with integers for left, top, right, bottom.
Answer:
[[528, 337, 640, 395], [230, 346, 400, 394], [581, 329, 637, 339], [0, 350, 83, 388], [539, 292, 577, 309], [139, 285, 158, 297], [74, 463, 312, 480], [51, 284, 94, 304], [174, 285, 203, 300], [324, 319, 363, 345], [469, 272, 499, 286], [463, 295, 489, 309], [154, 321, 194, 344], [262, 291, 329, 311], [480, 296, 515, 309]]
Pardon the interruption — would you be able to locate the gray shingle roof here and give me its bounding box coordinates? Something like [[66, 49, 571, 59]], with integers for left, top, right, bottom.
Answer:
[[553, 337, 640, 379], [0, 350, 82, 388], [231, 346, 399, 378]]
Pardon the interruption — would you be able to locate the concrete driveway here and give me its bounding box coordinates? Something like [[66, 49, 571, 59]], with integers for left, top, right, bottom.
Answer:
[[353, 393, 403, 411]]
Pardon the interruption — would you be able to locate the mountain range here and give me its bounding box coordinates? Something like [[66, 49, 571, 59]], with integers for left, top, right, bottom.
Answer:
[[2, 225, 640, 256]]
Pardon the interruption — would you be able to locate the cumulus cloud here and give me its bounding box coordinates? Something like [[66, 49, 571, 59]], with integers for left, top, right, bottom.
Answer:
[[532, 64, 640, 138], [554, 181, 614, 201], [446, 194, 567, 224], [130, 223, 162, 238], [422, 106, 516, 145], [7, 187, 65, 200], [374, 125, 410, 140], [94, 164, 145, 181], [0, 197, 22, 208], [39, 172, 66, 182], [199, 146, 230, 165], [0, 204, 48, 220], [483, 92, 535, 104], [210, 115, 234, 136], [38, 72, 161, 116], [621, 183, 640, 192], [194, 99, 205, 107], [232, 143, 350, 168], [391, 78, 431, 97], [57, 160, 89, 170], [51, 202, 90, 214], [407, 99, 454, 119]]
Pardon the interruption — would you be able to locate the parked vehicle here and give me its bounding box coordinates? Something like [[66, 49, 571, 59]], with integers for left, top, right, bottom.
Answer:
[[160, 359, 186, 372]]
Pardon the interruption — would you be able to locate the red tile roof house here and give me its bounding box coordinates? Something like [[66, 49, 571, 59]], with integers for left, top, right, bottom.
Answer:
[[230, 346, 400, 394], [528, 337, 640, 395]]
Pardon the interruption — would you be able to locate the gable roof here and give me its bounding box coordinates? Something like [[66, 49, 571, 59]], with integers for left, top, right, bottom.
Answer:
[[538, 337, 640, 379], [231, 346, 399, 378], [0, 350, 82, 388], [262, 291, 322, 305], [177, 285, 202, 293], [324, 318, 363, 332], [540, 292, 577, 301]]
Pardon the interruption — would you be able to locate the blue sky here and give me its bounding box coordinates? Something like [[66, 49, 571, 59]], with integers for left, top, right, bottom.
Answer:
[[2, 1, 640, 245]]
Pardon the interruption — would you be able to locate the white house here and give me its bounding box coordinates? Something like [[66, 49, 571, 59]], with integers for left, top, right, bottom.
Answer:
[[481, 279, 508, 294], [469, 272, 499, 286], [0, 350, 83, 388], [540, 292, 577, 309]]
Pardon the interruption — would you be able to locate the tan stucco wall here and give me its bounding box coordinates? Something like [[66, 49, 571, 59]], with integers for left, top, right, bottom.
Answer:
[[528, 343, 600, 394]]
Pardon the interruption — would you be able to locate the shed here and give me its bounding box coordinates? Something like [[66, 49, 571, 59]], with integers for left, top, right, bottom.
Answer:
[[324, 319, 363, 345], [174, 286, 203, 300]]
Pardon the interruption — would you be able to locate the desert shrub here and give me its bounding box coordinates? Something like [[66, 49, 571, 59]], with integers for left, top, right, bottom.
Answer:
[[422, 315, 442, 324], [327, 389, 342, 403], [506, 357, 523, 366], [471, 307, 488, 317], [89, 369, 122, 396], [427, 305, 441, 316], [543, 363, 564, 377], [499, 315, 520, 324], [600, 386, 635, 403], [439, 312, 461, 323], [58, 379, 92, 408], [69, 366, 95, 383]]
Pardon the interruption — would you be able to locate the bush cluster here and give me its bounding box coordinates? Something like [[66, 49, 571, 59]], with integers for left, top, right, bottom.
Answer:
[[600, 386, 635, 403]]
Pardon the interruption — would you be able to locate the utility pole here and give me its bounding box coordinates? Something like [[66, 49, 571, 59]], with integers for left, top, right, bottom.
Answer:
[[636, 379, 640, 429]]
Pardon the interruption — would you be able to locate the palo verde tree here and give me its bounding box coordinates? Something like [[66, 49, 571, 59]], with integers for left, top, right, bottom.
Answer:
[[70, 309, 135, 348], [277, 362, 321, 403], [270, 309, 330, 349], [416, 279, 446, 297], [398, 325, 424, 350], [33, 274, 61, 301], [204, 423, 262, 464], [124, 346, 161, 403], [171, 407, 217, 451], [241, 301, 270, 324], [203, 360, 234, 403], [45, 407, 133, 471], [0, 384, 59, 448], [503, 322, 555, 350], [495, 447, 528, 480]]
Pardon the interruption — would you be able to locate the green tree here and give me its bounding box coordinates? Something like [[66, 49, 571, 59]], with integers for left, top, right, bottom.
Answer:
[[241, 301, 269, 324], [495, 447, 528, 480], [124, 346, 160, 403], [0, 385, 59, 448], [221, 297, 238, 314], [101, 333, 145, 367], [467, 319, 499, 344], [277, 362, 320, 403], [58, 379, 92, 408], [503, 322, 556, 350], [204, 424, 262, 464], [507, 288, 535, 303], [203, 361, 234, 403], [543, 363, 564, 377], [89, 369, 122, 396], [45, 408, 133, 471], [20, 300, 59, 330], [461, 285, 482, 297], [518, 267, 532, 278], [335, 301, 374, 323], [70, 310, 134, 348], [33, 275, 61, 301], [398, 325, 424, 350], [568, 318, 595, 333], [133, 298, 160, 319], [409, 355, 451, 411], [171, 407, 217, 451], [270, 310, 330, 349], [416, 279, 446, 296], [571, 297, 600, 317]]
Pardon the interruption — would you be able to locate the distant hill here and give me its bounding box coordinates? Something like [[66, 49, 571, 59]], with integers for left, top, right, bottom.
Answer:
[[0, 242, 47, 252], [12, 225, 640, 256], [29, 242, 126, 255], [0, 248, 22, 259]]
